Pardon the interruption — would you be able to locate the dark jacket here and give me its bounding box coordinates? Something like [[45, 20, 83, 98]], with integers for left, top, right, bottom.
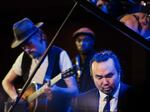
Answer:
[[71, 82, 144, 112]]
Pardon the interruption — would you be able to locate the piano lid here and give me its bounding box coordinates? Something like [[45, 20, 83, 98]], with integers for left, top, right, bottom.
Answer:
[[73, 0, 150, 51]]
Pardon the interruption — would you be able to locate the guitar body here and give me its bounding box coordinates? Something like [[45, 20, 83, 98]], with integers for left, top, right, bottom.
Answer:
[[4, 66, 77, 112], [17, 82, 50, 112], [22, 83, 38, 112], [22, 83, 50, 112], [4, 83, 38, 112]]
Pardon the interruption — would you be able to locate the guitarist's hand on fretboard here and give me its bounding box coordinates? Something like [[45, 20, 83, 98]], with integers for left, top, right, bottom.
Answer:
[[42, 83, 53, 100]]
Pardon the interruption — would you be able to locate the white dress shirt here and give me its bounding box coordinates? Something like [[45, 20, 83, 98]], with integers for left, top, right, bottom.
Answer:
[[99, 83, 120, 112]]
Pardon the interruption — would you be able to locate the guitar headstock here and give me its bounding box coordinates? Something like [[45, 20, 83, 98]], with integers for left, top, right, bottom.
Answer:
[[61, 65, 79, 79]]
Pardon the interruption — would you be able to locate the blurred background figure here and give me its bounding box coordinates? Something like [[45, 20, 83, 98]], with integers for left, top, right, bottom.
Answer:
[[88, 0, 148, 18], [72, 27, 96, 93], [119, 12, 150, 41], [88, 0, 150, 41], [118, 0, 150, 41], [95, 0, 124, 18]]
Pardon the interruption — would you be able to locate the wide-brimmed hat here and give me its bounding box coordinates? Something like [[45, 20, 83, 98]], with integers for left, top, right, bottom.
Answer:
[[11, 17, 44, 48], [72, 27, 95, 39]]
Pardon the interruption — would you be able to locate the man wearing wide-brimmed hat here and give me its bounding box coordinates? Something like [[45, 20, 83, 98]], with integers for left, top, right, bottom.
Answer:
[[2, 17, 78, 112]]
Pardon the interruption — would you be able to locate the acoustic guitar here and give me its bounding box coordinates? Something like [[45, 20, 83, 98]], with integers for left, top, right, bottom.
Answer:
[[5, 65, 77, 112]]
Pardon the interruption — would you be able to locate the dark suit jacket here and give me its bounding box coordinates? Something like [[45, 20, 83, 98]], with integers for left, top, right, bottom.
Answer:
[[71, 82, 144, 112]]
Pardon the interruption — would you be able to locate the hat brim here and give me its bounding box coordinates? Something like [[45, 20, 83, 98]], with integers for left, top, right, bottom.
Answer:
[[11, 22, 44, 48]]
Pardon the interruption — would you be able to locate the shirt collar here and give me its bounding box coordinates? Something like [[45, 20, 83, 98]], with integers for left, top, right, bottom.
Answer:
[[113, 83, 120, 99]]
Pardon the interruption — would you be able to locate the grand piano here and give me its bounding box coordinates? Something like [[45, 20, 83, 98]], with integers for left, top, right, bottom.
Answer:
[[68, 0, 150, 86]]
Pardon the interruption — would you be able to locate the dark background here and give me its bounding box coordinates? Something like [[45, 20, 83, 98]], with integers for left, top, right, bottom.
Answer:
[[0, 0, 150, 111]]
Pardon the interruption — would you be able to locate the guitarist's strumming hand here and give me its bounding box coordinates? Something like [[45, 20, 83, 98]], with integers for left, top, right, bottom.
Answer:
[[11, 89, 28, 105], [9, 94, 29, 111]]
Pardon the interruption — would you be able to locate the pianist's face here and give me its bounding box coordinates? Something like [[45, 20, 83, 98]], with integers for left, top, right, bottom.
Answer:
[[91, 58, 120, 95], [120, 12, 150, 39]]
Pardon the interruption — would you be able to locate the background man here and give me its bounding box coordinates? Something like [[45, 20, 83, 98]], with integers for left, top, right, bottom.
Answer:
[[72, 27, 96, 93]]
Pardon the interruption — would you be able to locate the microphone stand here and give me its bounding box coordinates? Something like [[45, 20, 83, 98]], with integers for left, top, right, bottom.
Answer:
[[7, 1, 79, 112]]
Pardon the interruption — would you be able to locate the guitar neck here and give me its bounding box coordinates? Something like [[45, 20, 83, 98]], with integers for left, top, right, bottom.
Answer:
[[50, 73, 62, 86], [27, 73, 62, 103]]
